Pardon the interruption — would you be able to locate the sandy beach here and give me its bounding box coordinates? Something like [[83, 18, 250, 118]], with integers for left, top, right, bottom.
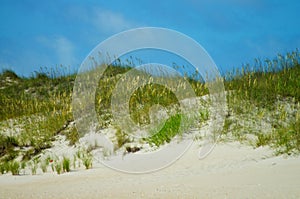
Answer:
[[1, 141, 300, 199]]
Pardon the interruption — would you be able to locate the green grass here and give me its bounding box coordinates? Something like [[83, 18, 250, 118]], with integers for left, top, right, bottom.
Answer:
[[62, 157, 71, 172], [9, 161, 20, 175], [0, 50, 299, 176], [54, 161, 62, 174], [225, 51, 300, 107], [145, 113, 182, 146], [223, 50, 300, 153]]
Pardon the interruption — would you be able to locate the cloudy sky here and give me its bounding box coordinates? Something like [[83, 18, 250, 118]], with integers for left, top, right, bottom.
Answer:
[[0, 0, 299, 76]]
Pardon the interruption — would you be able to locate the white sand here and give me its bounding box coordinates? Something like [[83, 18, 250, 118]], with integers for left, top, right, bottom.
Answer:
[[1, 141, 300, 199]]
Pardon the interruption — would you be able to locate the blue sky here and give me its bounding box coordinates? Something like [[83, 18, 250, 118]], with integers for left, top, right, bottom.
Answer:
[[0, 0, 299, 76]]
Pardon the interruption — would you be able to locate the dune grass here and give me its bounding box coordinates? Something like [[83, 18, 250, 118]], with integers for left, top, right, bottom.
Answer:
[[0, 50, 299, 175], [223, 50, 299, 154], [145, 113, 182, 146]]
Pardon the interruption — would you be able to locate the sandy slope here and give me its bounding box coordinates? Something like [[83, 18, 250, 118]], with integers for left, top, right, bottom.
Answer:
[[1, 141, 300, 199]]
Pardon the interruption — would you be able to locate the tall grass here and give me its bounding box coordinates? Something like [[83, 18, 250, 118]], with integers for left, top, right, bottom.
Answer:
[[226, 50, 300, 107], [0, 50, 299, 176], [223, 50, 300, 153], [0, 67, 76, 171]]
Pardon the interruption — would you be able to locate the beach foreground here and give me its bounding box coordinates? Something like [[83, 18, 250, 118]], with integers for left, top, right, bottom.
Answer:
[[1, 141, 300, 199]]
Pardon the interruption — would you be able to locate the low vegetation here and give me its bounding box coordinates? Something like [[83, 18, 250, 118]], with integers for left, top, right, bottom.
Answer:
[[0, 50, 299, 176]]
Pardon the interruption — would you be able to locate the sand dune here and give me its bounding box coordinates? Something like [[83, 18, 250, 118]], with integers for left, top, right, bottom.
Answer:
[[1, 141, 300, 199]]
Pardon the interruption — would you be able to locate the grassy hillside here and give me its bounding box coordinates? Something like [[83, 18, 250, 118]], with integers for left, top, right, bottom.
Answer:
[[224, 51, 300, 155], [0, 50, 299, 175]]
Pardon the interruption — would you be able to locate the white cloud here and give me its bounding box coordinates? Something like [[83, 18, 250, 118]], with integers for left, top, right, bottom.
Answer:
[[67, 5, 139, 35], [54, 36, 76, 66], [37, 35, 77, 66], [92, 8, 137, 34]]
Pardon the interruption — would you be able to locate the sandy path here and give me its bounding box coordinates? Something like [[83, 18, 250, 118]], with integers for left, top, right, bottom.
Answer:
[[1, 142, 300, 199]]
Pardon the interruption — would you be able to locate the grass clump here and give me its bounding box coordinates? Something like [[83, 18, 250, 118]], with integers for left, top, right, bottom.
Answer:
[[145, 114, 182, 146], [9, 161, 20, 175], [0, 162, 9, 174], [273, 118, 300, 155], [0, 135, 19, 158], [62, 157, 71, 172], [115, 127, 130, 148], [54, 161, 62, 175], [82, 151, 93, 170], [75, 149, 93, 170], [28, 157, 40, 175]]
